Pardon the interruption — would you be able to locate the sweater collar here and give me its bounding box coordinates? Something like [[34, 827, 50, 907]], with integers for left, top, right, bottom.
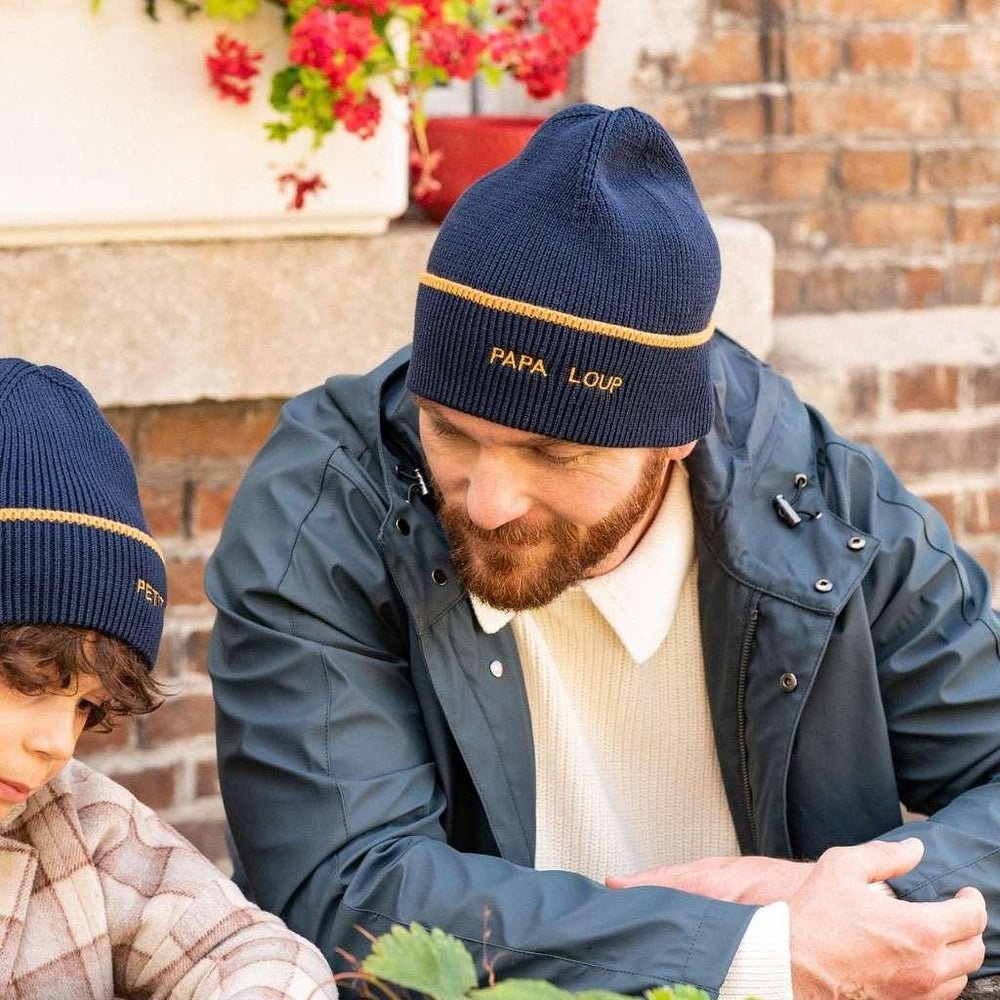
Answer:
[[471, 460, 696, 664]]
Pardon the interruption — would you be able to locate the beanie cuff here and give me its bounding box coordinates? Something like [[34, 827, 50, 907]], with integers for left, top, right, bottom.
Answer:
[[407, 278, 715, 449]]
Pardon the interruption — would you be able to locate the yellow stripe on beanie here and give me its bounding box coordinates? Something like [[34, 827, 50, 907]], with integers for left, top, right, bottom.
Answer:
[[0, 508, 164, 563], [420, 272, 715, 349]]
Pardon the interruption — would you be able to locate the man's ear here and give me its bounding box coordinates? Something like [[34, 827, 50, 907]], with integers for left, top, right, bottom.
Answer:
[[666, 441, 698, 462]]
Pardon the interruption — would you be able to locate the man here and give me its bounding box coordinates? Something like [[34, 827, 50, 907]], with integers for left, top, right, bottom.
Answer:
[[206, 104, 998, 999], [0, 358, 339, 999]]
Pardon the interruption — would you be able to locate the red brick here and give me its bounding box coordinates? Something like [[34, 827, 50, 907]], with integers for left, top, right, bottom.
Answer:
[[172, 819, 230, 865], [681, 31, 763, 84], [108, 765, 177, 811], [840, 149, 913, 194], [137, 400, 282, 464], [710, 95, 787, 140], [964, 489, 1000, 534], [918, 148, 1000, 193], [785, 29, 842, 80], [967, 0, 1000, 19], [102, 408, 138, 457], [792, 87, 952, 137], [848, 33, 918, 74], [770, 151, 835, 200], [920, 492, 959, 532], [656, 95, 698, 139], [848, 369, 883, 420], [972, 366, 1000, 405], [165, 558, 208, 608], [954, 203, 1000, 245], [774, 269, 804, 313], [196, 760, 221, 799], [959, 90, 1000, 137], [849, 202, 948, 247], [925, 32, 971, 72], [800, 265, 901, 311], [193, 482, 239, 534], [139, 482, 185, 538], [182, 629, 212, 676], [75, 717, 134, 757], [755, 206, 846, 252], [141, 693, 216, 746], [687, 150, 833, 203], [868, 425, 1000, 478], [950, 260, 988, 304], [892, 366, 960, 411], [901, 267, 947, 308], [797, 0, 952, 19]]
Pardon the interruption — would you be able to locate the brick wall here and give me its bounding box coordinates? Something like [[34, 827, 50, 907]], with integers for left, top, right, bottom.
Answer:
[[639, 0, 1000, 313], [77, 358, 1000, 870]]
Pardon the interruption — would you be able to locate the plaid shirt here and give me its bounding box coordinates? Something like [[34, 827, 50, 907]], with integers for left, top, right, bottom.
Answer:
[[0, 759, 339, 999]]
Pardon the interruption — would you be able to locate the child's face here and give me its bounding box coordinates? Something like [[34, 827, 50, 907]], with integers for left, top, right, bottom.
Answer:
[[0, 667, 109, 822]]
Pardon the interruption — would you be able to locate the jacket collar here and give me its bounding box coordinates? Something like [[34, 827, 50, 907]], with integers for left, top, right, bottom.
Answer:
[[355, 333, 879, 620], [470, 460, 697, 664]]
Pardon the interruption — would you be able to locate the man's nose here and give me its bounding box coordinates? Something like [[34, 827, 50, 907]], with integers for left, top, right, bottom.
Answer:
[[464, 455, 532, 531]]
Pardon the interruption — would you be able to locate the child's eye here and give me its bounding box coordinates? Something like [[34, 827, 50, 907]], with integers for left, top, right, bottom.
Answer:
[[77, 699, 108, 726]]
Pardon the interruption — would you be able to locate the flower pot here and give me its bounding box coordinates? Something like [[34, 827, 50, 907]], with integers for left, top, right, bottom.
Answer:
[[415, 116, 545, 223], [0, 1, 409, 246]]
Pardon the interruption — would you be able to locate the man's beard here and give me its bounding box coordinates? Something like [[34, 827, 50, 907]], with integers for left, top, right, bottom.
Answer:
[[434, 452, 670, 612]]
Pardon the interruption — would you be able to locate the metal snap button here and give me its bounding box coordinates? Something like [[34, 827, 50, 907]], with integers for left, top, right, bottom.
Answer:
[[395, 517, 411, 536], [489, 660, 504, 678], [814, 578, 833, 593], [847, 536, 866, 551], [780, 672, 798, 693], [431, 568, 448, 586]]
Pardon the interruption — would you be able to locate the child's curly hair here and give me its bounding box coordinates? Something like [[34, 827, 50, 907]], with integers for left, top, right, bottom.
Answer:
[[0, 624, 165, 731]]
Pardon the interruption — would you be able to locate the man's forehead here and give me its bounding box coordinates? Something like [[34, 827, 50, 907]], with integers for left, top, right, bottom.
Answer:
[[415, 397, 576, 449]]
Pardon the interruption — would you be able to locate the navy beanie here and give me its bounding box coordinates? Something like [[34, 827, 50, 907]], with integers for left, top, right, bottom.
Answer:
[[407, 103, 720, 448], [0, 360, 166, 669]]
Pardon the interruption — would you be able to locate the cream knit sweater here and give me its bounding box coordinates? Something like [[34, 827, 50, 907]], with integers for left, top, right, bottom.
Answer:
[[472, 461, 793, 999]]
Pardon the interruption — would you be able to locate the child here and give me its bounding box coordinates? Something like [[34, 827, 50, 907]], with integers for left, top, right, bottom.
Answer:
[[0, 358, 338, 999]]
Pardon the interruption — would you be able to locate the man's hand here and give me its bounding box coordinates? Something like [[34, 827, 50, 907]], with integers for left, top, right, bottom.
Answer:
[[605, 855, 814, 905], [789, 838, 987, 999]]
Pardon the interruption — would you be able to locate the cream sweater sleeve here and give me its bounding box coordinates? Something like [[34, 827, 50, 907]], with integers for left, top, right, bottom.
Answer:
[[718, 902, 793, 1000]]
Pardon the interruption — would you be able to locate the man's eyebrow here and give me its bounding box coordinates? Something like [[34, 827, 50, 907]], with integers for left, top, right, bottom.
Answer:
[[416, 398, 580, 450]]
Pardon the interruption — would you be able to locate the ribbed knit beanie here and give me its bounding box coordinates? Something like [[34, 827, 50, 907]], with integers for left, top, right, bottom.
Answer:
[[0, 359, 166, 668], [407, 103, 721, 448]]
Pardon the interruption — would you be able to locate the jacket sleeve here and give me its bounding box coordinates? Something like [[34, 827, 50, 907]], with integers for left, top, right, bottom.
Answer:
[[823, 432, 1000, 968], [205, 395, 758, 999], [77, 768, 338, 1000]]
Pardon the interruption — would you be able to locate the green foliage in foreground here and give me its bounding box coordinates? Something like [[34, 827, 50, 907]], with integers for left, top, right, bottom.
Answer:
[[356, 922, 758, 1000]]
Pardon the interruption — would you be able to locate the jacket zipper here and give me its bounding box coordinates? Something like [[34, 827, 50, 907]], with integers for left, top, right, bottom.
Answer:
[[737, 596, 761, 852]]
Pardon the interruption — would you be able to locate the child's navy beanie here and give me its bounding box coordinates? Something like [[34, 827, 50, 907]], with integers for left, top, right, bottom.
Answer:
[[0, 359, 166, 669], [407, 103, 720, 448]]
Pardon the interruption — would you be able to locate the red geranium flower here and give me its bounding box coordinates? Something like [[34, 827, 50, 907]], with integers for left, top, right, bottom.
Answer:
[[421, 22, 487, 80], [334, 90, 383, 139], [206, 33, 263, 104], [509, 32, 571, 98], [288, 8, 378, 88], [277, 169, 328, 211], [537, 0, 598, 55]]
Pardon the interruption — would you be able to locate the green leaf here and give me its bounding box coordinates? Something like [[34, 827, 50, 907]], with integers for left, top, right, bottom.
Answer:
[[481, 63, 505, 87], [362, 923, 478, 1000], [442, 0, 471, 23], [471, 981, 571, 1000], [269, 65, 302, 111], [205, 0, 257, 18], [287, 0, 319, 21], [644, 988, 711, 1000]]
